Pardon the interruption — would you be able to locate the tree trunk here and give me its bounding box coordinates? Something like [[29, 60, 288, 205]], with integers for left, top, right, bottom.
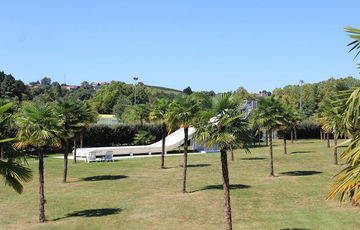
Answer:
[[320, 130, 323, 141], [220, 148, 232, 230], [80, 132, 83, 148], [265, 130, 268, 146], [327, 133, 330, 148], [73, 138, 77, 164], [63, 139, 70, 183], [182, 127, 188, 193], [161, 122, 166, 169], [230, 144, 234, 161], [334, 132, 338, 165], [294, 126, 298, 140], [269, 130, 274, 176], [0, 144, 4, 160], [323, 132, 326, 141], [38, 147, 46, 222], [283, 138, 287, 155], [290, 130, 294, 144]]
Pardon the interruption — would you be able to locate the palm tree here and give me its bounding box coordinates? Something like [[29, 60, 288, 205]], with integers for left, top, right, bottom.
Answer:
[[54, 99, 83, 183], [279, 105, 297, 155], [321, 97, 344, 165], [167, 95, 199, 193], [0, 102, 32, 194], [16, 103, 61, 222], [149, 98, 170, 169], [252, 95, 284, 176], [194, 93, 251, 230], [73, 101, 98, 163]]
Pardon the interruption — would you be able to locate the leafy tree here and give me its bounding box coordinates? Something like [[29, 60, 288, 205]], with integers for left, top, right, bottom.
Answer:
[[40, 77, 51, 86], [121, 104, 150, 126], [133, 130, 156, 145], [194, 93, 251, 230], [149, 98, 171, 169], [167, 95, 199, 193], [16, 104, 62, 222], [113, 95, 132, 119], [0, 102, 32, 194], [183, 86, 193, 95], [252, 95, 284, 176], [278, 105, 298, 154]]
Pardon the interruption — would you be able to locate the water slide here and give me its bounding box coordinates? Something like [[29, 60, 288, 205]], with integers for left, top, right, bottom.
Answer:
[[76, 127, 196, 157]]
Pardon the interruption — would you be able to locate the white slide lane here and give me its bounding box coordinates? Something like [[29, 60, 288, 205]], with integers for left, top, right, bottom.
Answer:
[[76, 127, 196, 157]]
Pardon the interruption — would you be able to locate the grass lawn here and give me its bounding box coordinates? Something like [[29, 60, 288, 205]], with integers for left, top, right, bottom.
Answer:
[[0, 139, 359, 230]]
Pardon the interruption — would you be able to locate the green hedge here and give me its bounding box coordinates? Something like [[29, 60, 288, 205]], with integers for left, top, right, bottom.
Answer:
[[83, 123, 163, 147]]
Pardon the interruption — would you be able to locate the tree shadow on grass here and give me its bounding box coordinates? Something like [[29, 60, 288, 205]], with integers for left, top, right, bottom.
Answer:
[[191, 184, 251, 193], [80, 175, 128, 181], [54, 208, 122, 221], [290, 151, 315, 154], [180, 164, 211, 168], [240, 157, 265, 160], [280, 171, 322, 176], [280, 228, 314, 230]]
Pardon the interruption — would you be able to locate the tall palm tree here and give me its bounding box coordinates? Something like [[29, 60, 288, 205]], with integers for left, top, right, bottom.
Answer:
[[194, 93, 251, 230], [0, 102, 32, 194], [149, 98, 170, 169], [167, 95, 199, 193], [54, 99, 83, 183], [16, 104, 61, 222], [252, 95, 284, 176]]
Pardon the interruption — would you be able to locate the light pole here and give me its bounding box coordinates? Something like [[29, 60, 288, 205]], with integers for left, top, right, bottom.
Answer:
[[133, 77, 138, 105], [299, 80, 304, 110]]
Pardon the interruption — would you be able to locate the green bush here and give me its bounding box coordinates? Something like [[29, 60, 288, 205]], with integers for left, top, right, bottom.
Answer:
[[83, 123, 162, 147]]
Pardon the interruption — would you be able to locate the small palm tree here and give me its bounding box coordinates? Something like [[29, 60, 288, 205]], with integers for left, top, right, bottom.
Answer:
[[194, 93, 251, 230], [167, 95, 199, 193], [149, 98, 170, 169], [16, 104, 62, 222], [278, 106, 299, 154], [54, 98, 83, 183], [252, 95, 284, 176], [0, 102, 32, 194], [73, 101, 98, 163]]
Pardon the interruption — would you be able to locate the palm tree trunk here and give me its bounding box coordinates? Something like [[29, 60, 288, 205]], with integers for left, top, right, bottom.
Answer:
[[294, 126, 298, 140], [290, 130, 294, 144], [320, 130, 323, 141], [327, 133, 330, 148], [63, 139, 70, 183], [0, 144, 4, 160], [283, 138, 287, 155], [269, 130, 274, 176], [73, 138, 77, 164], [182, 127, 188, 193], [80, 132, 83, 148], [38, 147, 46, 222], [220, 148, 232, 230], [161, 122, 166, 169], [265, 130, 268, 146], [230, 144, 234, 161], [334, 132, 338, 165]]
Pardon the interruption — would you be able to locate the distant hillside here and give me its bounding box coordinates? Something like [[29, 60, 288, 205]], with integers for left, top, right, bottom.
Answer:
[[145, 85, 182, 94]]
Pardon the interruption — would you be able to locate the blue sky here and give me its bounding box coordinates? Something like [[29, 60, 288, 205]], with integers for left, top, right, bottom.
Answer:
[[1, 1, 360, 93]]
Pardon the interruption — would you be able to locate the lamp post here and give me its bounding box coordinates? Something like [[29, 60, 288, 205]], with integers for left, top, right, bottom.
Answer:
[[299, 80, 304, 110], [133, 77, 138, 105]]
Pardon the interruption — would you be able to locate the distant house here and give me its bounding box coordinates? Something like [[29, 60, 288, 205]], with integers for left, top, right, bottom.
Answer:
[[91, 82, 101, 91], [27, 81, 41, 89], [61, 84, 79, 91], [101, 81, 111, 86], [256, 90, 272, 97], [136, 81, 145, 86]]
